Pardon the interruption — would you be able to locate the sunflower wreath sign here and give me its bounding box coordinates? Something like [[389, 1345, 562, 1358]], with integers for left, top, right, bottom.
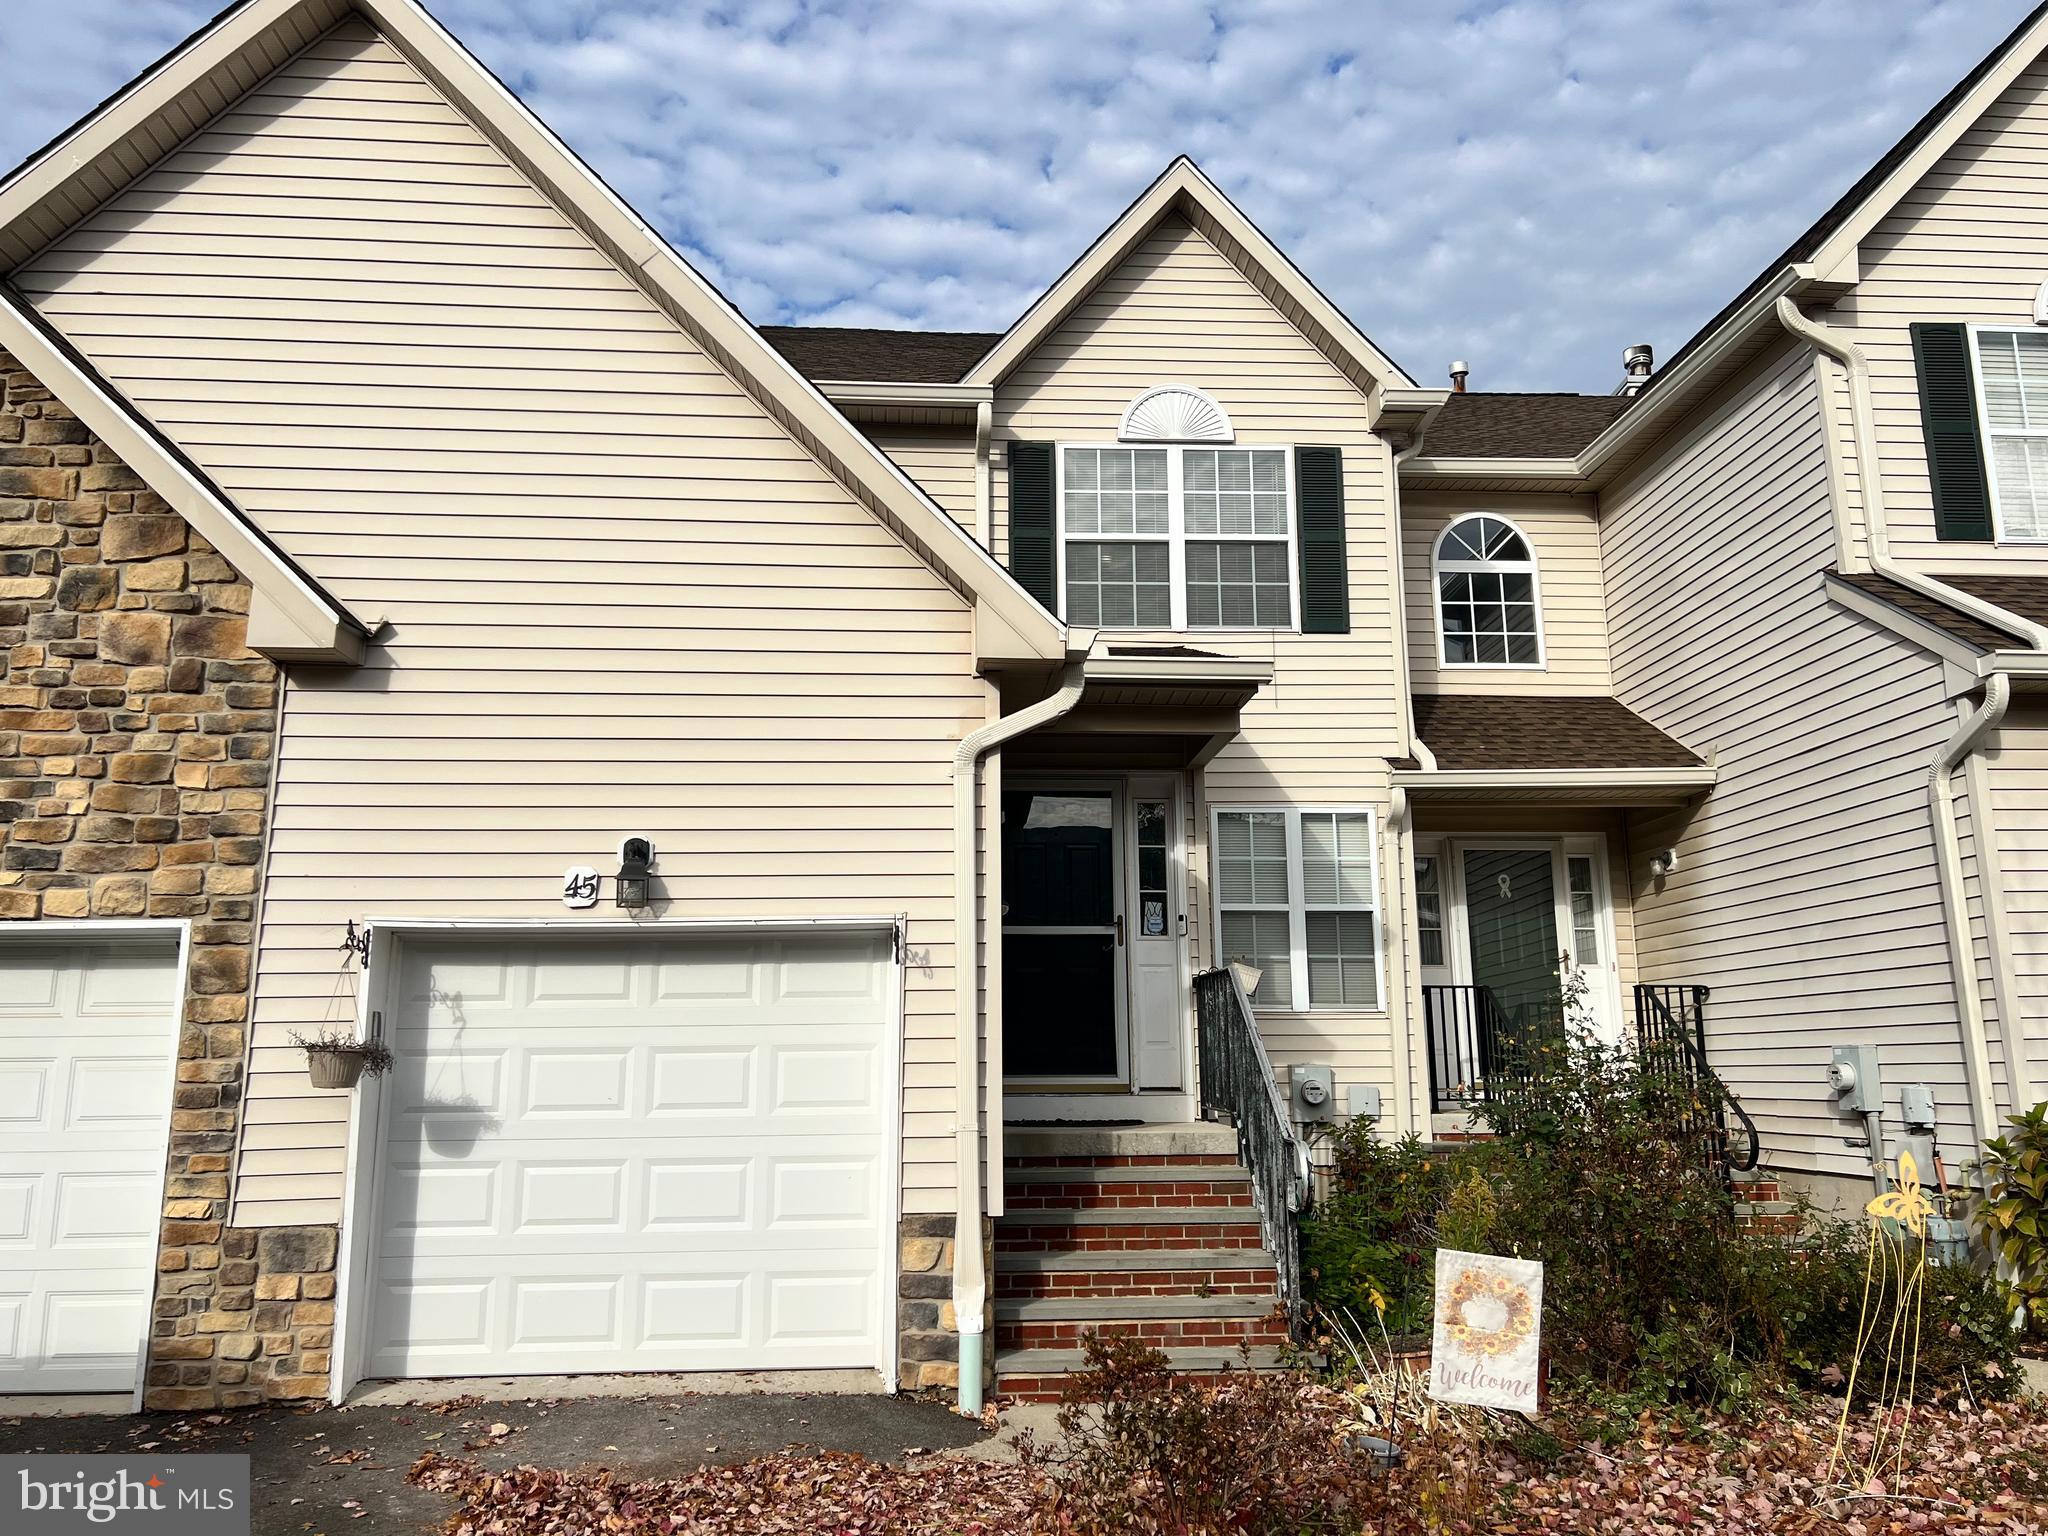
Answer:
[[1428, 1249, 1544, 1411]]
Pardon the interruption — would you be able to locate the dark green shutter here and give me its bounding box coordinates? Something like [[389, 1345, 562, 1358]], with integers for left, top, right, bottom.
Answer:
[[1294, 445, 1348, 633], [1007, 441, 1057, 610], [1911, 322, 1994, 542]]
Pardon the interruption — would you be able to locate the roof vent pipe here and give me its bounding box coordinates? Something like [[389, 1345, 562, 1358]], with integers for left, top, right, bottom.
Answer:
[[1448, 360, 1469, 394], [1617, 344, 1654, 396]]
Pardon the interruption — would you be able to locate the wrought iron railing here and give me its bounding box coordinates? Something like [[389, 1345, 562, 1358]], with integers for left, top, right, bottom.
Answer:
[[1193, 966, 1312, 1329], [1423, 983, 1566, 1112], [1634, 983, 1761, 1179]]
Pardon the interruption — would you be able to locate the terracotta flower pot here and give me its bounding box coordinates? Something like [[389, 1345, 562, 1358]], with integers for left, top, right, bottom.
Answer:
[[306, 1047, 369, 1090]]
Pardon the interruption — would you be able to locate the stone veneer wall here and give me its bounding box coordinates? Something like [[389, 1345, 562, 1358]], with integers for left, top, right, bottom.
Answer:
[[0, 347, 335, 1408], [896, 1215, 992, 1393]]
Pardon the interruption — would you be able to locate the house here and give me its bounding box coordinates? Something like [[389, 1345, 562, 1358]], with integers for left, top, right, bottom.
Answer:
[[4, 0, 2048, 1417]]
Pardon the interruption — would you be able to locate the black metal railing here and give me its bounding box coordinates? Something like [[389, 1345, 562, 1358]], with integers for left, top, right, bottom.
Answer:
[[1634, 983, 1761, 1180], [1194, 967, 1311, 1329], [1423, 983, 1567, 1112]]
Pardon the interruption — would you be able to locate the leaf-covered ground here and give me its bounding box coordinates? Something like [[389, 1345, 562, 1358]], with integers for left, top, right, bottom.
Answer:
[[406, 1393, 2048, 1535]]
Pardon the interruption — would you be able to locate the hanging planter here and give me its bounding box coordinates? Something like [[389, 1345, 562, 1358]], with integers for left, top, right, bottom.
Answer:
[[293, 1028, 393, 1090]]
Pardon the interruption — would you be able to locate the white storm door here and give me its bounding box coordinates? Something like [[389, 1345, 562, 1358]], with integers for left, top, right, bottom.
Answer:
[[1127, 777, 1187, 1091], [368, 930, 891, 1380], [0, 939, 178, 1394]]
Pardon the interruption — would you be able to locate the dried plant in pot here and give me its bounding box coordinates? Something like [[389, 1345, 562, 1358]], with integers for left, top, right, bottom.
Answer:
[[293, 1027, 394, 1090]]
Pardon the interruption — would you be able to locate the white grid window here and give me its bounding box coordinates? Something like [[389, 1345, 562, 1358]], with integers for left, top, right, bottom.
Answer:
[[1214, 807, 1380, 1012], [1975, 330, 2048, 541], [1434, 514, 1542, 667], [1058, 443, 1296, 630], [1415, 854, 1444, 967], [1567, 855, 1599, 965]]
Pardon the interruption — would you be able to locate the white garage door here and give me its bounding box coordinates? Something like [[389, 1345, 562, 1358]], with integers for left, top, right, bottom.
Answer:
[[365, 929, 893, 1380], [0, 939, 178, 1394]]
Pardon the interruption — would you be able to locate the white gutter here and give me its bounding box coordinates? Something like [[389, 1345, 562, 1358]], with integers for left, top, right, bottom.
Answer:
[[1773, 297, 2048, 652], [950, 663, 1087, 1415], [974, 401, 993, 546], [1928, 672, 2011, 1162]]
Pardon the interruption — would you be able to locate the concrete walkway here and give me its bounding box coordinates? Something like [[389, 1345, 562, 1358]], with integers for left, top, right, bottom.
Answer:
[[0, 1388, 986, 1536]]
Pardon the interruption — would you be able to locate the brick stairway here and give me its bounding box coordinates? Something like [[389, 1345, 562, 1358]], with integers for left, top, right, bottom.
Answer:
[[993, 1124, 1290, 1400]]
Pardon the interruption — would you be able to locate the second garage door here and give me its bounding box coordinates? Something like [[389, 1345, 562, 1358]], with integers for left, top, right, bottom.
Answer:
[[364, 929, 892, 1380]]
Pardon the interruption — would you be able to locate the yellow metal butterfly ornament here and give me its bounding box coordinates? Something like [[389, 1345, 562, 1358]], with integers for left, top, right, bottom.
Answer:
[[1821, 1150, 1936, 1499]]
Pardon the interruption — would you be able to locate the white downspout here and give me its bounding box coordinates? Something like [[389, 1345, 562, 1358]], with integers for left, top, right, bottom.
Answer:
[[1388, 430, 1435, 1133], [1773, 297, 2048, 650], [1929, 672, 2011, 1162], [974, 401, 993, 546], [950, 662, 1086, 1415]]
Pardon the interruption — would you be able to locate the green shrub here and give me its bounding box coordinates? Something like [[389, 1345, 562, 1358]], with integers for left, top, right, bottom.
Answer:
[[1299, 1120, 1448, 1332], [1971, 1101, 2048, 1334], [1029, 1334, 1362, 1535], [1766, 1218, 2021, 1404]]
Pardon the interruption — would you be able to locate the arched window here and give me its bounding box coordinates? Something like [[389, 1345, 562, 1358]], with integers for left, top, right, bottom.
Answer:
[[1433, 514, 1543, 667]]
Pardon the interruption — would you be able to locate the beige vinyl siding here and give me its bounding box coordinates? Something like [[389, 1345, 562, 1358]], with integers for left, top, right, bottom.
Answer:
[[862, 425, 977, 529], [1830, 45, 2048, 574], [1402, 494, 1611, 694], [992, 212, 1406, 1125], [13, 18, 981, 1225], [1985, 706, 2048, 1105], [1603, 341, 1982, 1179]]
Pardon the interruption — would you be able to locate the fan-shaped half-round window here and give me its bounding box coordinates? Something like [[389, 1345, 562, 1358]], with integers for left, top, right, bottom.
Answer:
[[1434, 514, 1543, 667], [1119, 384, 1233, 443]]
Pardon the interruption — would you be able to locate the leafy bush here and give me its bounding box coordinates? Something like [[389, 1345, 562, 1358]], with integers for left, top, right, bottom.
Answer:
[[1028, 1334, 1363, 1536], [1303, 1037, 2020, 1409], [1972, 1101, 2048, 1334], [1299, 1119, 1449, 1332]]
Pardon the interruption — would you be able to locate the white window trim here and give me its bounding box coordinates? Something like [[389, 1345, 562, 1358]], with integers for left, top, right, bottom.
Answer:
[[1209, 805, 1384, 1014], [1430, 512, 1547, 670], [1966, 323, 2048, 546], [1055, 443, 1300, 632]]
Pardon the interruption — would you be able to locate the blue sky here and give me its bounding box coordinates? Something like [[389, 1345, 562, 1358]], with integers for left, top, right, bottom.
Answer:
[[0, 1, 2035, 391]]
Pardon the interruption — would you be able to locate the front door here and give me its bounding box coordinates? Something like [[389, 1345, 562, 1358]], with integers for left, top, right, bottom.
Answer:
[[1001, 786, 1125, 1081], [1460, 847, 1563, 1029]]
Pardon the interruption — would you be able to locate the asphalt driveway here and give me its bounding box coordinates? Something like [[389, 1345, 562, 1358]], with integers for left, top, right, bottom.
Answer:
[[0, 1391, 986, 1535]]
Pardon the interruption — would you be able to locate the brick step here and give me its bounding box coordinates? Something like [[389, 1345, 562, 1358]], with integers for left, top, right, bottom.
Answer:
[[998, 1314, 1289, 1351], [995, 1294, 1286, 1352], [994, 1246, 1279, 1301], [996, 1344, 1291, 1402], [1004, 1153, 1243, 1169], [998, 1293, 1281, 1324], [1002, 1184, 1255, 1211], [996, 1208, 1265, 1255], [1005, 1162, 1251, 1186]]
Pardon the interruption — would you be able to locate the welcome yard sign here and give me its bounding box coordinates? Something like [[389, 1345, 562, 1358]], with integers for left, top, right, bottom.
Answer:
[[1428, 1249, 1544, 1411]]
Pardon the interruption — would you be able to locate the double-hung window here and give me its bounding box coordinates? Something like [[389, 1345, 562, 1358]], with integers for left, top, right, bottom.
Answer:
[[1972, 328, 2048, 541], [1060, 445, 1296, 629], [1212, 807, 1380, 1011]]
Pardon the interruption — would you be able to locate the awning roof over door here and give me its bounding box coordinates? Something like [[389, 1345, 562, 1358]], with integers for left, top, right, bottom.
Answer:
[[1013, 644, 1274, 771]]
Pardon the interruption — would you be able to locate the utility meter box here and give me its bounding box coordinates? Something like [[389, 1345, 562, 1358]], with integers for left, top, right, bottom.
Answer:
[[1347, 1083, 1382, 1124], [1829, 1044, 1882, 1116], [1291, 1064, 1337, 1122], [1901, 1083, 1937, 1132]]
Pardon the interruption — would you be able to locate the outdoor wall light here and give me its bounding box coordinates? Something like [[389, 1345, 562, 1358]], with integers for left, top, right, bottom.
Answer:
[[616, 836, 655, 909]]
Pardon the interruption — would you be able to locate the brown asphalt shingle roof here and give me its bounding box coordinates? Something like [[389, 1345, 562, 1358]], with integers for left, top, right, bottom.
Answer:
[[1830, 570, 2029, 652], [757, 325, 999, 384], [1423, 393, 1631, 459], [1396, 694, 1703, 773]]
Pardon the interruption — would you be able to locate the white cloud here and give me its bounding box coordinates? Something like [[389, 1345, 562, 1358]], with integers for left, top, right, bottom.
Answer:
[[0, 0, 2033, 389]]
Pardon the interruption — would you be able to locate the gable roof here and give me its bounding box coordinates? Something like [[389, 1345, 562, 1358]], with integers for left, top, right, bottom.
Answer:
[[0, 0, 1066, 666], [759, 326, 999, 385], [1614, 1, 2048, 425], [960, 157, 1416, 398], [0, 281, 367, 663], [1424, 393, 1630, 459]]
